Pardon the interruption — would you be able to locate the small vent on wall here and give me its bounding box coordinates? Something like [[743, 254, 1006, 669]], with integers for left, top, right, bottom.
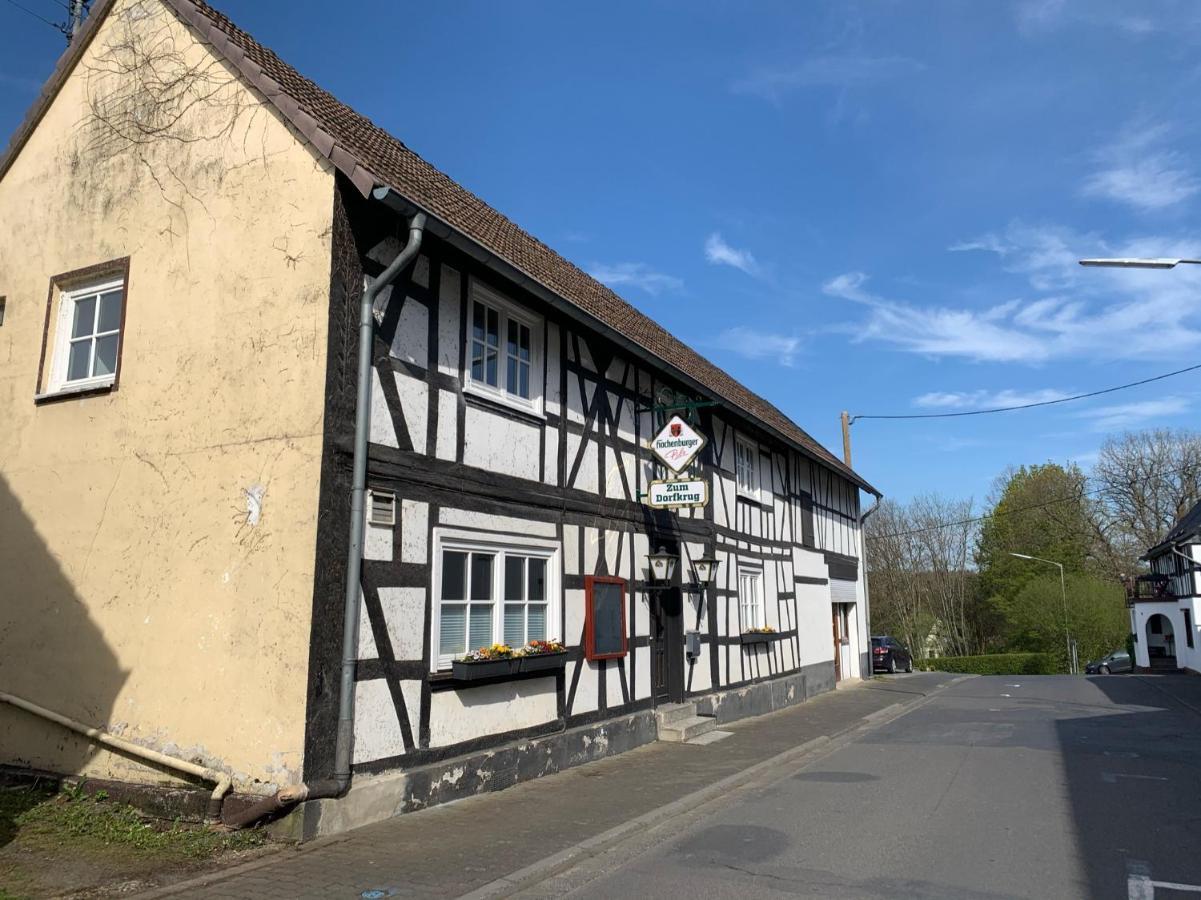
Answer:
[[0, 297, 6, 326], [368, 490, 396, 527]]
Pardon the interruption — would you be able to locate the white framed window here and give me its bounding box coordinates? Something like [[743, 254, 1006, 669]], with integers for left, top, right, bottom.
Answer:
[[739, 566, 764, 630], [465, 281, 543, 414], [47, 277, 125, 394], [735, 435, 759, 499], [432, 530, 558, 669]]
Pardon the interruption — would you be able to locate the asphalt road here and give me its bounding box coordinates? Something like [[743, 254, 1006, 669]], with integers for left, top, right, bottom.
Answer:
[[526, 674, 1201, 900]]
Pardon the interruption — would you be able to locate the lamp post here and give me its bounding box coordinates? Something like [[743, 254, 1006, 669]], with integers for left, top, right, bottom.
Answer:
[[1010, 552, 1074, 674]]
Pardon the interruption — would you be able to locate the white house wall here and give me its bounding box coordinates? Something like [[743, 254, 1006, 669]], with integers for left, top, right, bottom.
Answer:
[[345, 235, 869, 774]]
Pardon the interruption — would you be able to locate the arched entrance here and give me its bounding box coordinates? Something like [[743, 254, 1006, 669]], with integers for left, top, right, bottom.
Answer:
[[1146, 614, 1177, 670]]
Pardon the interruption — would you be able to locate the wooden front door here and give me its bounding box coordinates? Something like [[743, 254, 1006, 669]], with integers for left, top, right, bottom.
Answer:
[[832, 607, 842, 681], [652, 587, 685, 703]]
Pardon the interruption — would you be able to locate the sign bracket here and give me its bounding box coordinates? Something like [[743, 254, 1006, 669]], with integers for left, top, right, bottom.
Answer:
[[635, 399, 719, 415]]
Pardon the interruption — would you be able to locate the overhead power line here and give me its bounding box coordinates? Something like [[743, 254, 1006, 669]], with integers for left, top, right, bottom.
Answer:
[[1, 0, 68, 35], [851, 362, 1201, 423], [870, 460, 1201, 541]]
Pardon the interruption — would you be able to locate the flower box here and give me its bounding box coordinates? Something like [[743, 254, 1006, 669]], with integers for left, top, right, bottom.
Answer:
[[740, 631, 779, 645], [518, 650, 570, 673], [451, 658, 520, 681]]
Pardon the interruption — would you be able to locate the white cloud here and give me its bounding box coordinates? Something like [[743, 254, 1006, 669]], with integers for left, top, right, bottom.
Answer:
[[913, 388, 1072, 410], [704, 233, 760, 277], [1076, 397, 1190, 432], [712, 326, 801, 367], [949, 222, 1089, 291], [826, 226, 1201, 363], [732, 55, 923, 101], [587, 262, 683, 296], [1015, 0, 1169, 36], [1081, 121, 1199, 212]]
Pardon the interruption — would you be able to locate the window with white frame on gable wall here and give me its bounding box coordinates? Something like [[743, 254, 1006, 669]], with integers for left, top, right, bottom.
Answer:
[[739, 566, 764, 630], [735, 435, 759, 500], [464, 280, 543, 415], [432, 530, 559, 669], [44, 275, 126, 396]]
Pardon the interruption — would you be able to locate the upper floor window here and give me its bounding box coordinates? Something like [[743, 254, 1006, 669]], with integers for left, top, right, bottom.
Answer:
[[735, 435, 759, 499], [43, 271, 127, 397], [466, 281, 541, 414]]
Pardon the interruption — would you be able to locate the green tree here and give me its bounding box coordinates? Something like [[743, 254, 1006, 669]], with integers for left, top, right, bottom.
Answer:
[[976, 463, 1095, 605], [997, 574, 1128, 671]]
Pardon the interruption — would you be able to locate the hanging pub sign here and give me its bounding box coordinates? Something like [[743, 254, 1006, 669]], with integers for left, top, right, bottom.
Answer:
[[649, 415, 706, 474], [646, 479, 709, 509]]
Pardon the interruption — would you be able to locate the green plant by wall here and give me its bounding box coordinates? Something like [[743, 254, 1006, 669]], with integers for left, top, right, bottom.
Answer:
[[920, 653, 1060, 675]]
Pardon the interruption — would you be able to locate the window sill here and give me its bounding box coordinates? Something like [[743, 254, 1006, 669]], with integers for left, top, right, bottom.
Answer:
[[463, 388, 545, 426], [736, 492, 766, 507], [34, 379, 116, 405]]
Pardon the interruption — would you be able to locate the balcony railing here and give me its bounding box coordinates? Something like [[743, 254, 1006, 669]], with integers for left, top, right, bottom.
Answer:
[[1125, 574, 1177, 604]]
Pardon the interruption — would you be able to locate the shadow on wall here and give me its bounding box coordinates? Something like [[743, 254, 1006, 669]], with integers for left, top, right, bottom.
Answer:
[[0, 474, 128, 837], [1056, 675, 1201, 897]]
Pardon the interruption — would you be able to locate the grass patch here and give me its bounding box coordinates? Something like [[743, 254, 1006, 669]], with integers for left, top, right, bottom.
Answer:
[[2, 783, 264, 860], [0, 782, 269, 898]]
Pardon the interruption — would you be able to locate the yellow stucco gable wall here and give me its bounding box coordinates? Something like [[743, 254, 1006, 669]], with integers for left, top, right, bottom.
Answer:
[[0, 0, 335, 792]]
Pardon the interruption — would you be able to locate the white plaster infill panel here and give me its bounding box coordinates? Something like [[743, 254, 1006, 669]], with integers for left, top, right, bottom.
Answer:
[[353, 679, 405, 763], [389, 295, 428, 367], [394, 372, 428, 455], [462, 404, 540, 481], [379, 587, 426, 662], [436, 389, 457, 460], [370, 368, 399, 449], [400, 499, 429, 564], [438, 508, 557, 538], [428, 679, 557, 748], [437, 265, 461, 377]]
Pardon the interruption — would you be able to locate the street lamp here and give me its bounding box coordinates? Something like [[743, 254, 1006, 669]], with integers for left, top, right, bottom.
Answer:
[[1079, 257, 1201, 269], [1010, 552, 1074, 674]]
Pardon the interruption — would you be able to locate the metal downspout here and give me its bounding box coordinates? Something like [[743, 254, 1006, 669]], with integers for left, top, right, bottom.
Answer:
[[226, 209, 426, 831], [333, 211, 426, 791]]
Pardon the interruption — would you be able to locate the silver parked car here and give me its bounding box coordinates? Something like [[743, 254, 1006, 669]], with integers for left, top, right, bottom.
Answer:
[[1084, 648, 1133, 675]]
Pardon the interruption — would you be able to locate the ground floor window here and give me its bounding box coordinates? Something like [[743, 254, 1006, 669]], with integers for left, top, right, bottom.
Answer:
[[738, 566, 764, 630], [434, 531, 557, 668]]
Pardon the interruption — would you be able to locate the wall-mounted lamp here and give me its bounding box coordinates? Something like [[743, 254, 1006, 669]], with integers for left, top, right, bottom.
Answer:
[[692, 555, 719, 588], [647, 547, 678, 583]]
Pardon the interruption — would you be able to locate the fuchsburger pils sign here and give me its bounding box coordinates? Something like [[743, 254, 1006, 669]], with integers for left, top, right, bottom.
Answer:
[[649, 415, 706, 474]]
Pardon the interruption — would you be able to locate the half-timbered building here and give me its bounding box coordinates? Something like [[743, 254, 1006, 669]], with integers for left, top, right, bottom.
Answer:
[[0, 0, 879, 836]]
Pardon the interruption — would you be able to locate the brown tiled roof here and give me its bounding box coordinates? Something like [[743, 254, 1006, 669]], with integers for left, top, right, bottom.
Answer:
[[0, 0, 877, 495]]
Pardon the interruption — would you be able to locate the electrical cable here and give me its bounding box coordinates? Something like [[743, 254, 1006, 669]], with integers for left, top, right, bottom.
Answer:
[[1, 0, 66, 32], [851, 362, 1201, 423]]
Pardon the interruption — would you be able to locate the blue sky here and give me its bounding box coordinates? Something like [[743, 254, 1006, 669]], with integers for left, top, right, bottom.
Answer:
[[4, 0, 1201, 505]]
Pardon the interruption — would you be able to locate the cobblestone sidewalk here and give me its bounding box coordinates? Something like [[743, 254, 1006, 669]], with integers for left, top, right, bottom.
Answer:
[[138, 674, 953, 899]]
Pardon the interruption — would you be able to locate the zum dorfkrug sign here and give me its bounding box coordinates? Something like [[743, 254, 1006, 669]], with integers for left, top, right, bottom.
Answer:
[[646, 415, 709, 510], [649, 415, 706, 473], [646, 478, 708, 509]]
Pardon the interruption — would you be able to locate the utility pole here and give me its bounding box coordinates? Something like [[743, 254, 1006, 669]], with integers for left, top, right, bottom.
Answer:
[[841, 411, 852, 467], [68, 0, 85, 40]]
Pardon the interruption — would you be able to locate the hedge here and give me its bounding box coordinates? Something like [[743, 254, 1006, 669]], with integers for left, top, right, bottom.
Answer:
[[919, 653, 1060, 675]]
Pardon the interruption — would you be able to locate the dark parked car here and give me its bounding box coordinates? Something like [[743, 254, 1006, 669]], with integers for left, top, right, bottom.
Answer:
[[1085, 649, 1133, 675], [872, 635, 913, 674]]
